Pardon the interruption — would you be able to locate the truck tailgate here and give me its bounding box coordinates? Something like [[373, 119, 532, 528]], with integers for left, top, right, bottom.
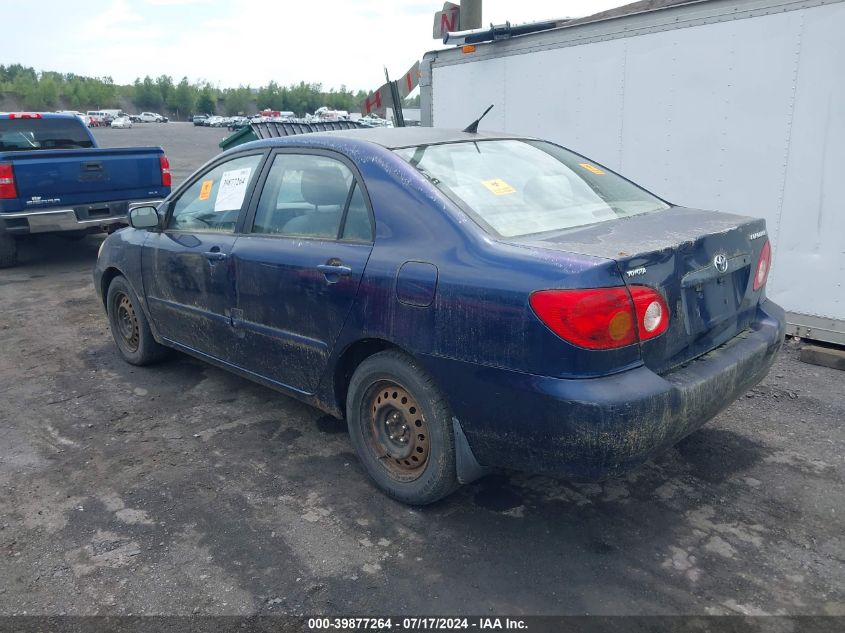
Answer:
[[1, 147, 168, 212]]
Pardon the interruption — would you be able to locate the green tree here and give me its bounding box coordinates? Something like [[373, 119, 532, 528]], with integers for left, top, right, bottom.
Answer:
[[13, 72, 40, 109], [156, 75, 173, 108], [256, 80, 280, 111], [133, 75, 162, 109], [196, 85, 215, 115], [223, 86, 251, 115], [37, 76, 59, 109], [170, 77, 195, 119], [2, 64, 37, 84], [0, 64, 381, 118]]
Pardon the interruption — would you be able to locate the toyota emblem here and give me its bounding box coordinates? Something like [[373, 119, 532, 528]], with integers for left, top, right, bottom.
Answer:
[[713, 253, 729, 273]]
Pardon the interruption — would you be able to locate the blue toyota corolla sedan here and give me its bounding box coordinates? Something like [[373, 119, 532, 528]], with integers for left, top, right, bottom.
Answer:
[[94, 128, 785, 504]]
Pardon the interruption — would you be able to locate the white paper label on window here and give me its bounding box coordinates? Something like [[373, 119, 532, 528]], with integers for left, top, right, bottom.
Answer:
[[214, 167, 252, 212]]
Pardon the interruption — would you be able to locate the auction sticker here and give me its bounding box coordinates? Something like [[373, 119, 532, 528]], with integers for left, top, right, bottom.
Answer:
[[199, 180, 213, 201], [481, 178, 516, 195], [214, 168, 252, 211], [579, 163, 605, 175]]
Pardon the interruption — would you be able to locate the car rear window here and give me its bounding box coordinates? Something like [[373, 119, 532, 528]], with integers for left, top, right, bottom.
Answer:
[[394, 139, 669, 237], [0, 118, 94, 151]]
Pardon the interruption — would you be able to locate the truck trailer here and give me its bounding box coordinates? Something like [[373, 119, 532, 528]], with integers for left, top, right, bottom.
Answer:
[[421, 0, 845, 344]]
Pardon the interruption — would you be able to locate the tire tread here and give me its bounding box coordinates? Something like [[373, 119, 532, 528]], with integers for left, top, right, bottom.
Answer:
[[346, 349, 459, 505]]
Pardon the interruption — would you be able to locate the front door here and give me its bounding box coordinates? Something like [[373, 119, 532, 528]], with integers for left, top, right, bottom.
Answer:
[[142, 152, 264, 359], [229, 151, 375, 393]]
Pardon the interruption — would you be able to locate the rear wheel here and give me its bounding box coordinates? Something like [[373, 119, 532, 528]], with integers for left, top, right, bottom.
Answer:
[[106, 275, 168, 365], [346, 350, 458, 505], [0, 233, 18, 268]]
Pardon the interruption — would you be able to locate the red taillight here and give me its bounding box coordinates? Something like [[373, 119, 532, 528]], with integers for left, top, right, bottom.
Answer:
[[753, 239, 771, 291], [530, 288, 637, 349], [530, 285, 670, 350], [160, 155, 172, 187], [8, 112, 42, 119], [0, 163, 17, 200]]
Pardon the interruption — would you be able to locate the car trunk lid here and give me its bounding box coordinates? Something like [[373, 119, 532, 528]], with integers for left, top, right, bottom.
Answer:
[[510, 206, 769, 374]]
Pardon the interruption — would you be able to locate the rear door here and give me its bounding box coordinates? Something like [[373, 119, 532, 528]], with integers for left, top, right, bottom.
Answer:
[[142, 152, 265, 359], [229, 150, 375, 393]]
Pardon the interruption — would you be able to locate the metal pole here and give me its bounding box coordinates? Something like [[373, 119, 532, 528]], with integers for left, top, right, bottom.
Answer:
[[384, 67, 406, 127], [461, 0, 482, 29]]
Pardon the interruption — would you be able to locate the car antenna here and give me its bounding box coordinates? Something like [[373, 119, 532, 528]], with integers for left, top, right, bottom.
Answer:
[[462, 104, 494, 133]]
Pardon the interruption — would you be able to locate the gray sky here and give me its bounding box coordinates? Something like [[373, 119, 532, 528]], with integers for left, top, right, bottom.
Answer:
[[4, 0, 630, 91]]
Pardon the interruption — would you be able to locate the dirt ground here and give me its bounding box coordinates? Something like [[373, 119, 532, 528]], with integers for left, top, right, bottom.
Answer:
[[0, 123, 843, 616]]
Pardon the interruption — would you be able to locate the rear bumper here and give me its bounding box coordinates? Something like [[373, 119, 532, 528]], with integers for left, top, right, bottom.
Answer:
[[0, 199, 161, 235], [422, 300, 786, 480]]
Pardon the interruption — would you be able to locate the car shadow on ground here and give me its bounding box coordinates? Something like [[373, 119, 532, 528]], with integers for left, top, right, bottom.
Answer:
[[13, 233, 104, 271], [80, 343, 779, 614]]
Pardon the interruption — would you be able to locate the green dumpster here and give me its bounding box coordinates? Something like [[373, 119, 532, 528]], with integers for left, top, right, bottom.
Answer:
[[219, 125, 257, 150]]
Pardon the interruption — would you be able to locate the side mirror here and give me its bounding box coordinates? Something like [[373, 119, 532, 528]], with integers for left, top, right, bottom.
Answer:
[[128, 205, 160, 230]]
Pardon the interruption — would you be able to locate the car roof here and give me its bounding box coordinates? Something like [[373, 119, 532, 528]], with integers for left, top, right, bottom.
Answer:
[[306, 127, 529, 149], [0, 112, 84, 121]]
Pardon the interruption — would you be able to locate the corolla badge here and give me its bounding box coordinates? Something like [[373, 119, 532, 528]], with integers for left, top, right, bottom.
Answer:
[[713, 253, 729, 273]]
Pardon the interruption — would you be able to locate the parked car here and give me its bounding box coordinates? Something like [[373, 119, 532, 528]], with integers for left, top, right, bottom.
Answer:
[[139, 112, 168, 123], [227, 116, 250, 130], [94, 128, 785, 505], [192, 114, 209, 126], [127, 114, 143, 123], [57, 110, 91, 127], [0, 112, 171, 267], [110, 116, 133, 129], [205, 116, 225, 127], [86, 111, 112, 127]]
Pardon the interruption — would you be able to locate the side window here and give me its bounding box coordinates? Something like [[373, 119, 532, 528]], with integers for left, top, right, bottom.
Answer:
[[253, 154, 360, 239], [168, 154, 262, 233], [341, 183, 373, 242]]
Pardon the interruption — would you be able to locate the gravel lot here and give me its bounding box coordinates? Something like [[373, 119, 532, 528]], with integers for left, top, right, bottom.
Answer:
[[0, 122, 843, 616]]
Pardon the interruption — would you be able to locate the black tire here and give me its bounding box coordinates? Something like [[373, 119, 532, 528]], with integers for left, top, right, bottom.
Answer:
[[0, 233, 18, 268], [346, 350, 459, 505], [106, 275, 168, 365]]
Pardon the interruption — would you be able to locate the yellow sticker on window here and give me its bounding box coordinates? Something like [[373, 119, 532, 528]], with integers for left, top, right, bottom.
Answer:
[[481, 178, 516, 196], [579, 163, 605, 175], [199, 179, 213, 201]]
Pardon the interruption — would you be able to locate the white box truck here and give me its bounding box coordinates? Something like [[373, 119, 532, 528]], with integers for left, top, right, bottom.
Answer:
[[421, 0, 845, 344]]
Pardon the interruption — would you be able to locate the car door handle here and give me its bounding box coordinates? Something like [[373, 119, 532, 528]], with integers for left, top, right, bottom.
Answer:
[[204, 251, 228, 261], [317, 264, 352, 275], [317, 263, 352, 283]]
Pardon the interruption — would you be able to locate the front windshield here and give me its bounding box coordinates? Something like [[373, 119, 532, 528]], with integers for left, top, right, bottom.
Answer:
[[394, 139, 669, 237]]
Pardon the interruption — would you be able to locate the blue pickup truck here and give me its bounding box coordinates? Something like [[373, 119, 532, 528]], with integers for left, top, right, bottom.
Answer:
[[0, 112, 171, 267]]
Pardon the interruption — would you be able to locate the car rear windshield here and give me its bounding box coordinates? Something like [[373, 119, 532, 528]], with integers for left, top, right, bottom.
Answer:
[[0, 118, 94, 151], [394, 139, 669, 237]]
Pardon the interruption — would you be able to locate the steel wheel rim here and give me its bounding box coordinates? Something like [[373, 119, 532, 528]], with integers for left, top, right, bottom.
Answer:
[[366, 382, 430, 481], [115, 293, 140, 352]]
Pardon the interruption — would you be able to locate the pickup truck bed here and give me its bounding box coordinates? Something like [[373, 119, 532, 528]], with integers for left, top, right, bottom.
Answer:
[[0, 112, 171, 267]]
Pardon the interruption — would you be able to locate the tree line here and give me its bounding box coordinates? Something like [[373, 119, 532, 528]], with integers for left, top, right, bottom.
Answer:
[[0, 64, 379, 119]]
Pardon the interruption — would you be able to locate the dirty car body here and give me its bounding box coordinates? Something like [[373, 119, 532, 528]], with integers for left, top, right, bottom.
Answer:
[[94, 128, 785, 493]]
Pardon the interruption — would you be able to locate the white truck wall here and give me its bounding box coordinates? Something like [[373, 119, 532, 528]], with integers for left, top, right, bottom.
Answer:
[[427, 0, 845, 342]]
